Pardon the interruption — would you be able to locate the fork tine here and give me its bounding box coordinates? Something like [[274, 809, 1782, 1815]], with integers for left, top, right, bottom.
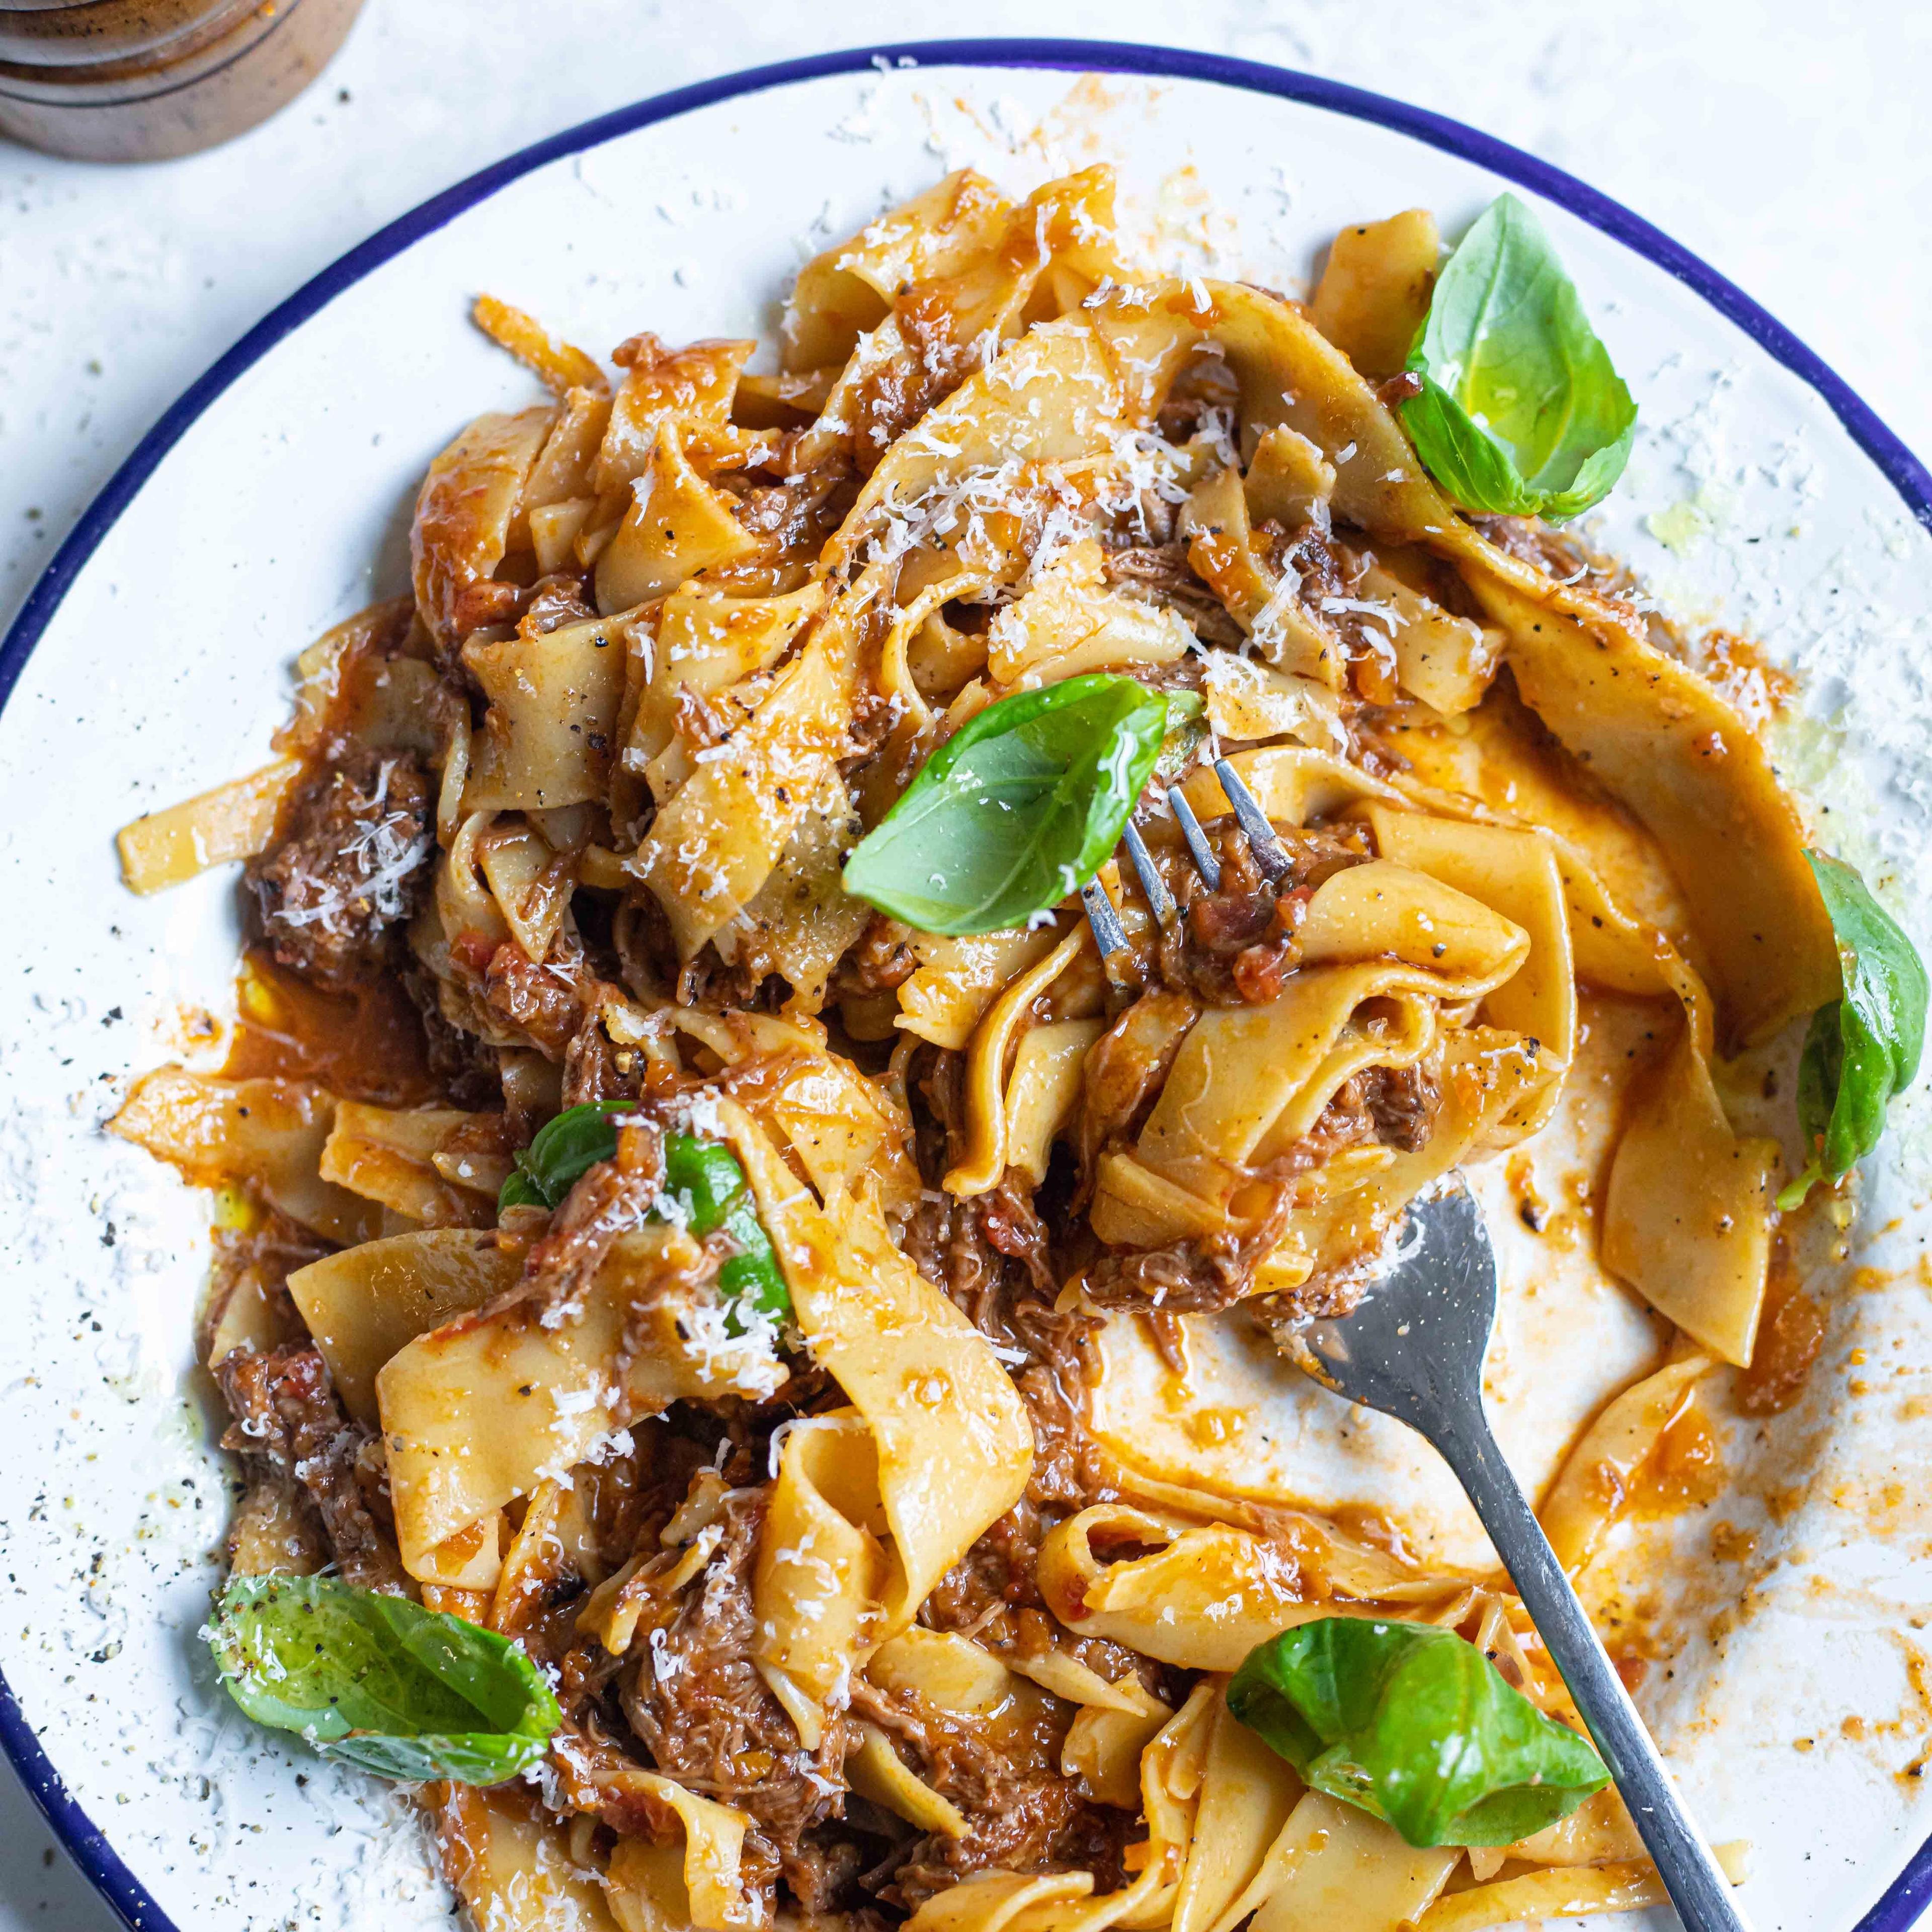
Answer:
[[1213, 758, 1293, 883], [1120, 822, 1176, 929], [1080, 877, 1141, 1013], [1166, 786, 1221, 891]]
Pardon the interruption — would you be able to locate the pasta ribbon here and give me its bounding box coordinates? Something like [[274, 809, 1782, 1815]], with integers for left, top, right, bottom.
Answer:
[[594, 420, 759, 615], [723, 1101, 1031, 1719], [116, 759, 303, 894], [783, 169, 1015, 371], [378, 1225, 785, 1589], [593, 336, 754, 497], [1091, 864, 1527, 1250], [1460, 563, 1838, 1048], [317, 1102, 498, 1230], [438, 1784, 622, 1932], [897, 923, 1066, 1051], [1364, 721, 1785, 1360], [603, 1779, 756, 1932], [752, 1413, 889, 1746], [631, 568, 875, 957], [1242, 1791, 1458, 1932], [626, 583, 824, 800], [413, 406, 554, 649], [1537, 1352, 1715, 1572], [111, 1071, 385, 1248], [1036, 1506, 1326, 1671], [1169, 1683, 1302, 1932], [462, 614, 629, 814], [987, 537, 1194, 688], [948, 924, 1089, 1197], [285, 1226, 522, 1425]]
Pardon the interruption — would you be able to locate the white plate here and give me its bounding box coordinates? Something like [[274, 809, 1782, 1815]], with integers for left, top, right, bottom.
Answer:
[[4, 42, 1930, 1932]]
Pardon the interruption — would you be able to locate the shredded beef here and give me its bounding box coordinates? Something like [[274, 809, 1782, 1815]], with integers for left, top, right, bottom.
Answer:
[[1470, 513, 1594, 582], [561, 1008, 648, 1106], [245, 745, 432, 992], [1084, 1056, 1443, 1318], [832, 915, 920, 998], [1361, 1060, 1439, 1155], [853, 1679, 1136, 1910], [1159, 819, 1370, 1007], [1102, 543, 1244, 647], [520, 1125, 666, 1318], [399, 965, 501, 1108], [619, 1489, 852, 1862], [713, 459, 859, 589], [215, 1343, 405, 1591], [482, 937, 589, 1057], [848, 288, 981, 473], [842, 688, 904, 772], [1083, 1202, 1297, 1316], [519, 572, 598, 635]]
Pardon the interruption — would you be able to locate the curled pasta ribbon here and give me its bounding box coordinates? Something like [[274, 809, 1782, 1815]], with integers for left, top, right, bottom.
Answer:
[[1373, 766, 1782, 1362], [632, 559, 881, 959], [948, 923, 1090, 1197], [1168, 1683, 1302, 1932], [1003, 1017, 1107, 1189], [596, 419, 758, 614], [412, 405, 554, 649], [722, 1099, 1032, 1730], [851, 1628, 1046, 1837], [897, 924, 1065, 1052], [752, 1413, 889, 1748], [783, 168, 1016, 371], [316, 1102, 499, 1233], [666, 1009, 922, 1221], [438, 1785, 625, 1932], [625, 582, 825, 799], [462, 612, 629, 816], [1036, 1506, 1329, 1673], [1090, 861, 1530, 1252], [286, 1226, 520, 1425], [987, 537, 1195, 689], [602, 1776, 756, 1932]]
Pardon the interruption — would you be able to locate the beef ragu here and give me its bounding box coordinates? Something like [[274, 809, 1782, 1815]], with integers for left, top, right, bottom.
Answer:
[[105, 164, 1883, 1932]]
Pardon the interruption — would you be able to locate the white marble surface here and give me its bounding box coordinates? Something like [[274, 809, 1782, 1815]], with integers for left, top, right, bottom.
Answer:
[[0, 3, 1926, 1925]]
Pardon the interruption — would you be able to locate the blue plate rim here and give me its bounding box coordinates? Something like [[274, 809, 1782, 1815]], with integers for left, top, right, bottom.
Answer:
[[2, 35, 1926, 1932]]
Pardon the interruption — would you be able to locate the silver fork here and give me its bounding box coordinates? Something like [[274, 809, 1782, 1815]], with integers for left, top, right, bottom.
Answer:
[[1081, 756, 1290, 993], [1302, 1184, 1749, 1931], [1082, 765, 1749, 1931]]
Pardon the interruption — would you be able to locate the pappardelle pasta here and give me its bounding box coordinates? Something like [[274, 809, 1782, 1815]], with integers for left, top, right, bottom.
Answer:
[[114, 167, 1923, 1932]]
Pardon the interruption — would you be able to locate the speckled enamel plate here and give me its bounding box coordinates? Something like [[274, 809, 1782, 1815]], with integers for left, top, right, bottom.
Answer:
[[4, 41, 1930, 1932]]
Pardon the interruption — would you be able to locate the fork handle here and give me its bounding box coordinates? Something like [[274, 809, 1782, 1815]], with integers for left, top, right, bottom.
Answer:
[[1441, 1416, 1752, 1932]]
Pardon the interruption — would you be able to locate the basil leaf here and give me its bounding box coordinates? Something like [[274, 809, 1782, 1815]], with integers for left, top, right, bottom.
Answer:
[[662, 1132, 789, 1328], [842, 673, 1170, 936], [1156, 687, 1209, 781], [498, 1106, 791, 1323], [1778, 852, 1927, 1209], [207, 1575, 559, 1785], [1229, 1617, 1607, 1847], [496, 1169, 548, 1211], [1400, 194, 1636, 522], [500, 1097, 636, 1209]]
